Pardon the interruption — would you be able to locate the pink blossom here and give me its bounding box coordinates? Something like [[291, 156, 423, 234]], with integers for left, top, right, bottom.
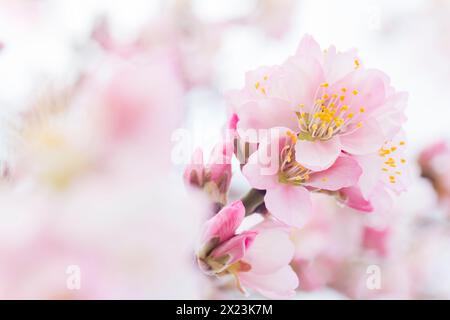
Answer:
[[242, 128, 362, 227], [227, 35, 407, 171], [197, 201, 298, 298], [339, 131, 410, 215], [184, 141, 233, 205]]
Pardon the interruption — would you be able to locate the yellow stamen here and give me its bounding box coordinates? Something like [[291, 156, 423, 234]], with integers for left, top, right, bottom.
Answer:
[[287, 131, 298, 144]]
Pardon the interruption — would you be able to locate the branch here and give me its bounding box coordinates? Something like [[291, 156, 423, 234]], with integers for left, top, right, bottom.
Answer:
[[241, 188, 266, 216]]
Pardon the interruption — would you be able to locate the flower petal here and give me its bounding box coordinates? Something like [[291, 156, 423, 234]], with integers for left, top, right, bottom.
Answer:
[[211, 231, 258, 265], [339, 186, 373, 212], [239, 266, 299, 299], [242, 227, 295, 274], [295, 138, 341, 171], [323, 46, 360, 84], [303, 154, 362, 191], [295, 34, 323, 62], [242, 128, 290, 189], [201, 201, 245, 244], [340, 120, 385, 155], [264, 185, 312, 228], [242, 151, 279, 190]]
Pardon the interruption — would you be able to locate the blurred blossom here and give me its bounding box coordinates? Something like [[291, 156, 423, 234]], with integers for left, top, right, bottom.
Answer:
[[419, 140, 450, 210], [0, 37, 211, 298], [237, 0, 298, 39], [0, 172, 210, 299], [184, 141, 233, 206]]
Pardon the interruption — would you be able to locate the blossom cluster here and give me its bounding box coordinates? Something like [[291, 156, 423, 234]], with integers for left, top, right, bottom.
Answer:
[[185, 35, 409, 298]]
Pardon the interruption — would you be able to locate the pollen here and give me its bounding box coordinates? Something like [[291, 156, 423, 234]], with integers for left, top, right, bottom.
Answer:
[[341, 105, 349, 111], [399, 141, 406, 146], [255, 81, 260, 89], [340, 95, 346, 101], [357, 122, 363, 128], [379, 148, 391, 156], [352, 89, 359, 95], [320, 82, 329, 88], [334, 117, 344, 127], [385, 158, 397, 168], [400, 158, 406, 164], [359, 107, 365, 113], [263, 75, 268, 80], [347, 113, 354, 119], [287, 131, 298, 144], [341, 88, 347, 93], [354, 59, 360, 68], [260, 87, 266, 95]]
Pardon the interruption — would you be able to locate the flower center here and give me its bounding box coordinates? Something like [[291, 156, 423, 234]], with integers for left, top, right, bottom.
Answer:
[[278, 133, 312, 185], [296, 83, 365, 141]]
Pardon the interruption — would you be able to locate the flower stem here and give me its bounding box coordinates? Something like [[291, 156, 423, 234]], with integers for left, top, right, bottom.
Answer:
[[241, 188, 266, 216]]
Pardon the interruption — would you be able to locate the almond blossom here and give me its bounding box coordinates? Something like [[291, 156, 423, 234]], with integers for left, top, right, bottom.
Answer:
[[227, 35, 407, 171], [242, 127, 362, 227], [197, 201, 298, 298]]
